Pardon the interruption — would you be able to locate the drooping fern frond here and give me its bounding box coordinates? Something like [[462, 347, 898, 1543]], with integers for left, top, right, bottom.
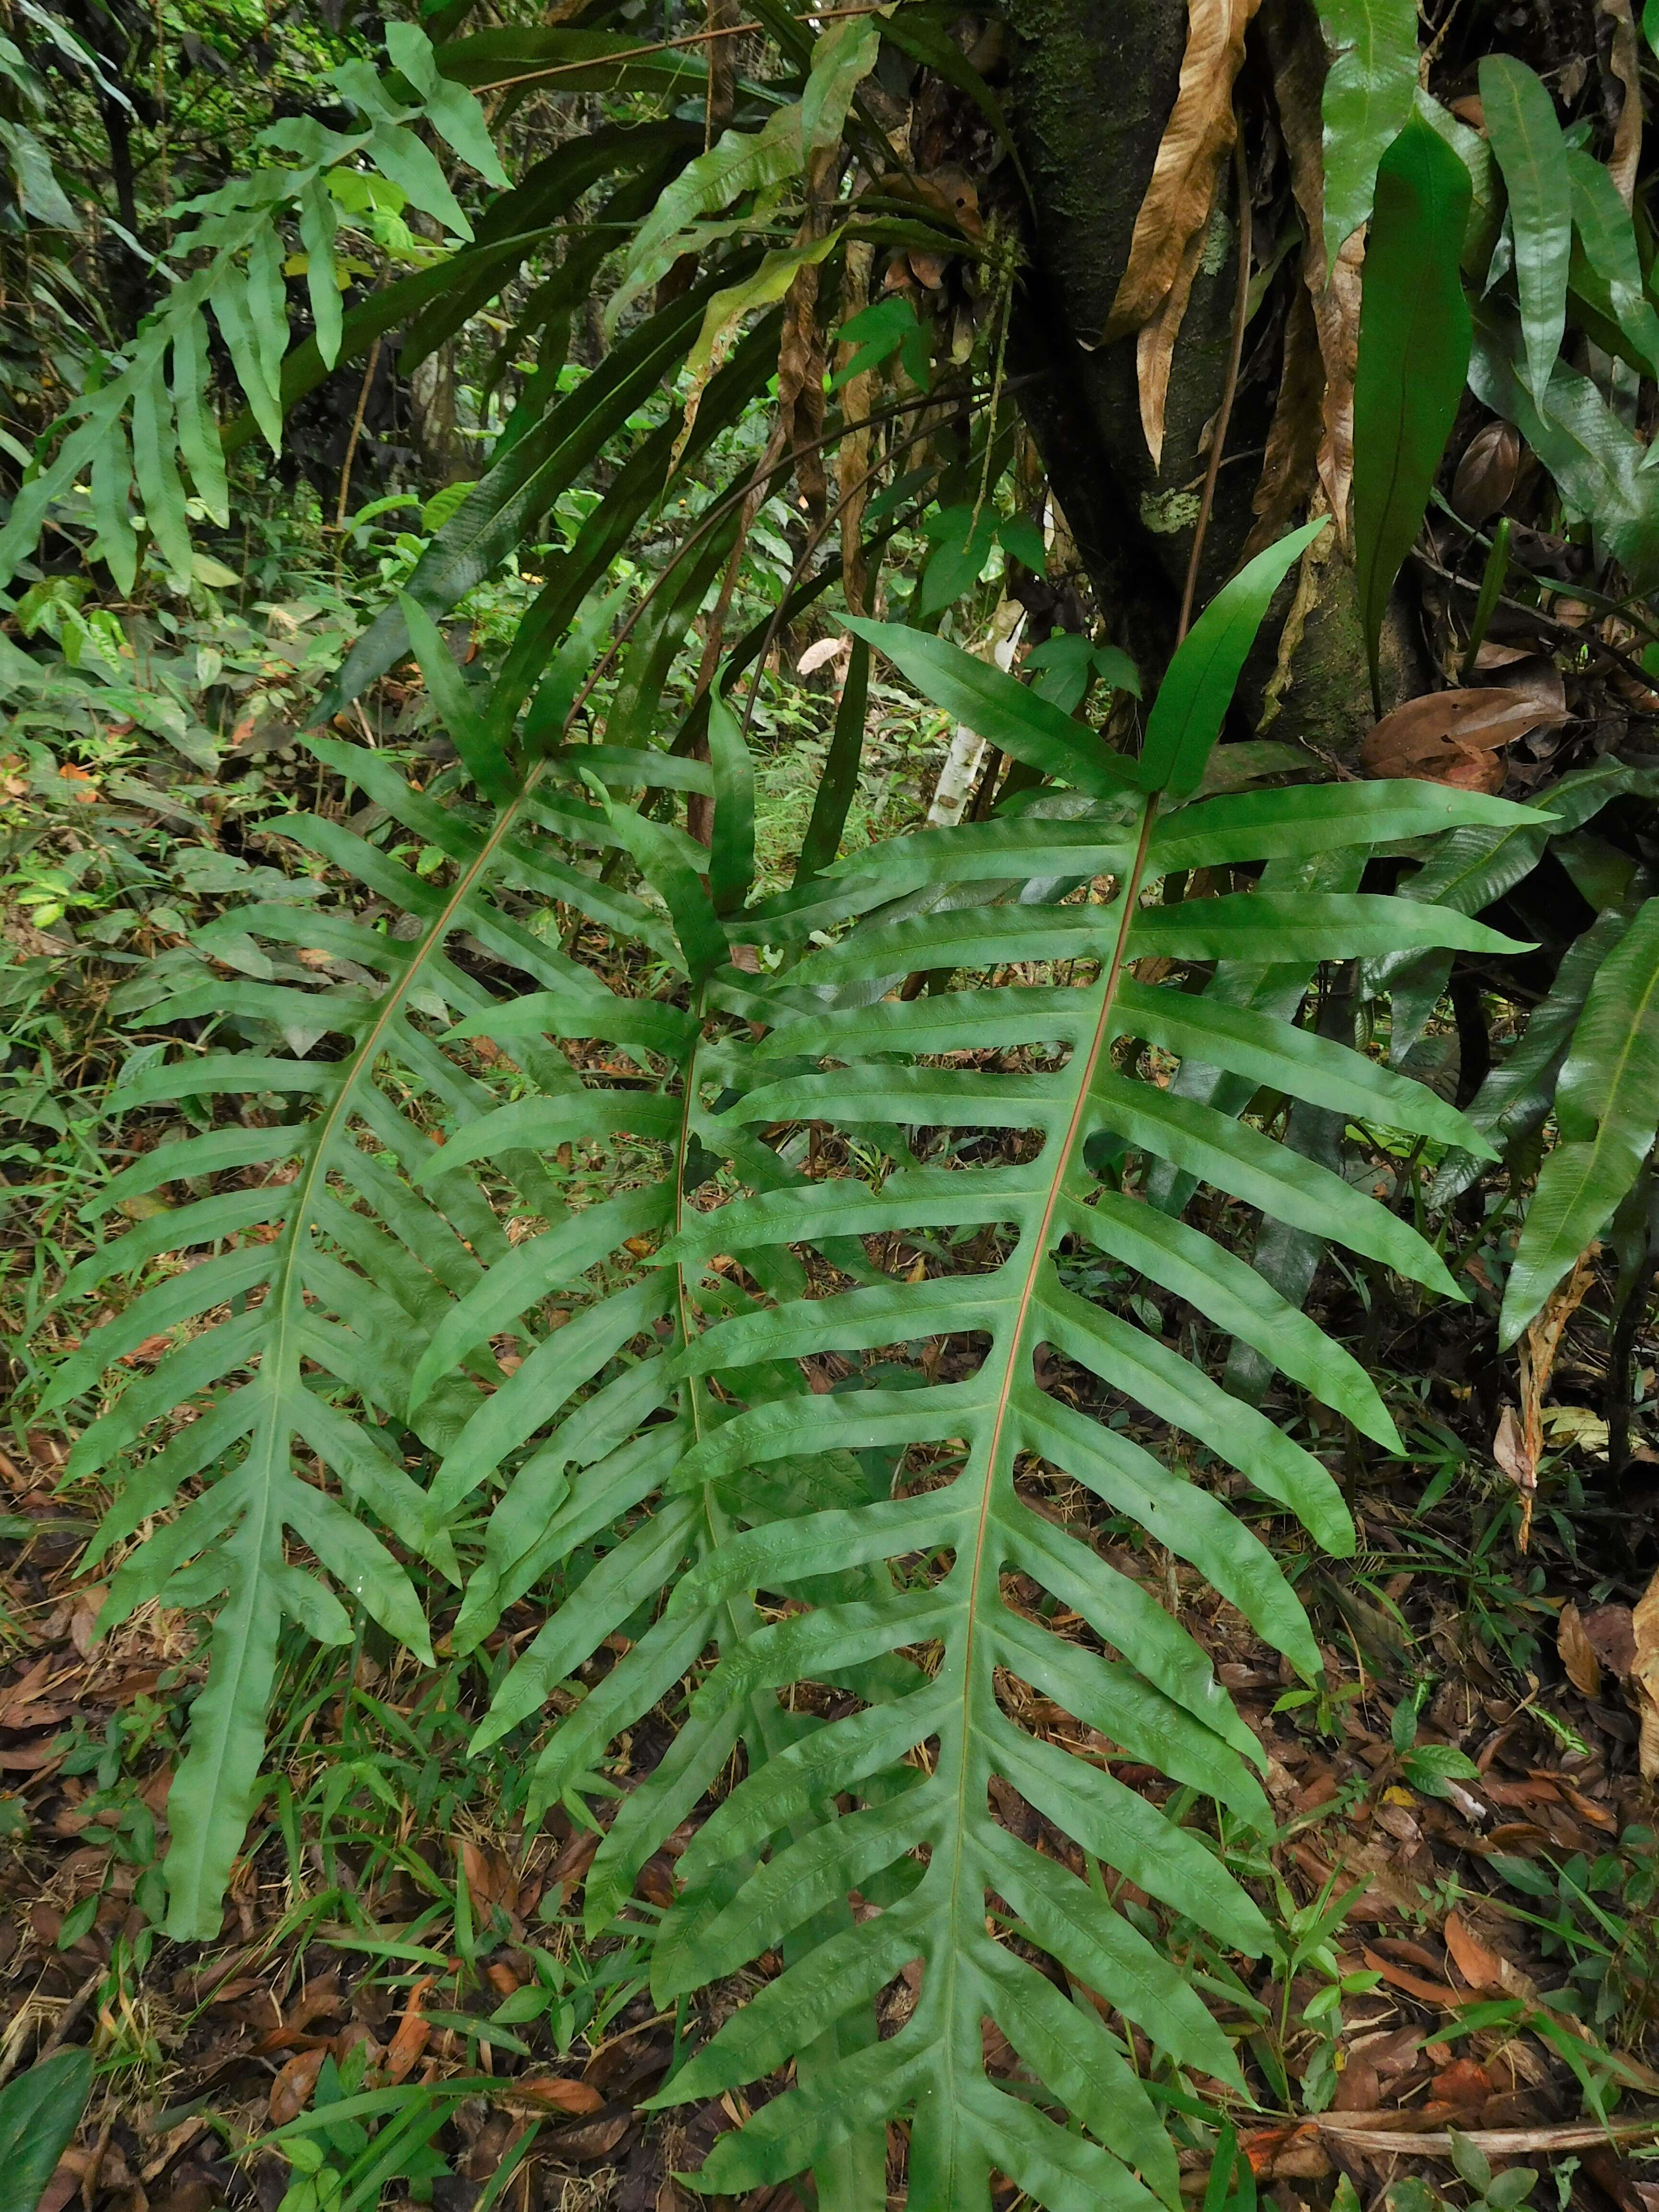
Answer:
[[502, 537, 1543, 2208], [42, 623, 640, 1936]]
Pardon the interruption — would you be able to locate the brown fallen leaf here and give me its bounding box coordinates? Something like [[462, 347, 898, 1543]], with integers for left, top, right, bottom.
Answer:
[[509, 2075, 605, 2114], [1602, 0, 1643, 206], [1443, 1912, 1504, 1991], [1360, 1946, 1462, 2007], [1451, 421, 1522, 525], [1241, 2123, 1331, 2180], [546, 1825, 602, 1906], [460, 1836, 519, 1923], [545, 2115, 631, 2162], [1558, 1602, 1603, 1697], [384, 1974, 433, 2084], [1358, 686, 1568, 789], [1632, 1563, 1659, 1779], [1332, 2058, 1380, 2112], [1104, 0, 1262, 346], [1431, 2058, 1492, 2108], [270, 2047, 327, 2126], [1579, 1601, 1637, 1678]]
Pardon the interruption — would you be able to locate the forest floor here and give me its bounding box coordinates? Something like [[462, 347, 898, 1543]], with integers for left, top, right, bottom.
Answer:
[[7, 1293, 1659, 2212]]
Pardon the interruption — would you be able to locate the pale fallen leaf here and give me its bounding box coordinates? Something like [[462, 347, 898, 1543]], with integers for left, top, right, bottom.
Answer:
[[1540, 1404, 1609, 1455], [1104, 0, 1263, 346], [1359, 687, 1568, 787], [1557, 1602, 1603, 1697], [796, 636, 848, 676]]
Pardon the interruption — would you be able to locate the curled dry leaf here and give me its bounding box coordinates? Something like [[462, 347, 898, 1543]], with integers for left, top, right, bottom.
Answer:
[[1136, 219, 1211, 469], [1245, 280, 1324, 557], [1491, 1403, 1536, 1539], [1360, 1946, 1462, 2007], [1261, 0, 1362, 536], [1579, 1600, 1637, 1678], [384, 1973, 434, 2084], [1452, 421, 1523, 525], [1359, 685, 1569, 789], [507, 2075, 606, 2114], [1558, 1600, 1604, 1696], [797, 635, 849, 676], [1601, 0, 1643, 206], [1104, 0, 1262, 346], [1632, 1563, 1659, 1779]]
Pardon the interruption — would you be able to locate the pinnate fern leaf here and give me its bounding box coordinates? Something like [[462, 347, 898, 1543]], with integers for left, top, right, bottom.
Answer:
[[47, 674, 605, 1933], [481, 553, 1537, 2207]]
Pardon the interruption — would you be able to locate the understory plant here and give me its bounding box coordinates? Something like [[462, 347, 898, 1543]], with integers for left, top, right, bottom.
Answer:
[[48, 519, 1539, 2205]]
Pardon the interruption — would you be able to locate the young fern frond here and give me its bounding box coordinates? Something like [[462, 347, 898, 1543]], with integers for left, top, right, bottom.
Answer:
[[44, 630, 622, 1936], [559, 543, 1539, 2209]]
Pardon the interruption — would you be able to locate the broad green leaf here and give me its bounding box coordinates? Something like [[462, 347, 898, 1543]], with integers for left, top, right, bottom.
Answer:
[[1473, 305, 1659, 587], [1352, 114, 1471, 699], [386, 21, 510, 185], [796, 636, 869, 884], [1479, 54, 1572, 410], [1316, 0, 1419, 264], [842, 616, 1142, 799], [0, 2048, 94, 2212], [399, 593, 518, 804], [708, 688, 757, 916], [1139, 522, 1325, 798], [611, 104, 802, 334], [1567, 148, 1659, 380], [800, 14, 880, 150], [1501, 899, 1659, 1343], [674, 232, 841, 464]]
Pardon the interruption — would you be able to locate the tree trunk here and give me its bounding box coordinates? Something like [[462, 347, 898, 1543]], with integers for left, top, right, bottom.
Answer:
[[1001, 0, 1403, 756]]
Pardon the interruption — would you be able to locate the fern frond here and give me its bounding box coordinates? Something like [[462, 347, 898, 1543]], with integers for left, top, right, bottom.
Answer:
[[558, 551, 1541, 2208], [46, 644, 613, 1932]]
